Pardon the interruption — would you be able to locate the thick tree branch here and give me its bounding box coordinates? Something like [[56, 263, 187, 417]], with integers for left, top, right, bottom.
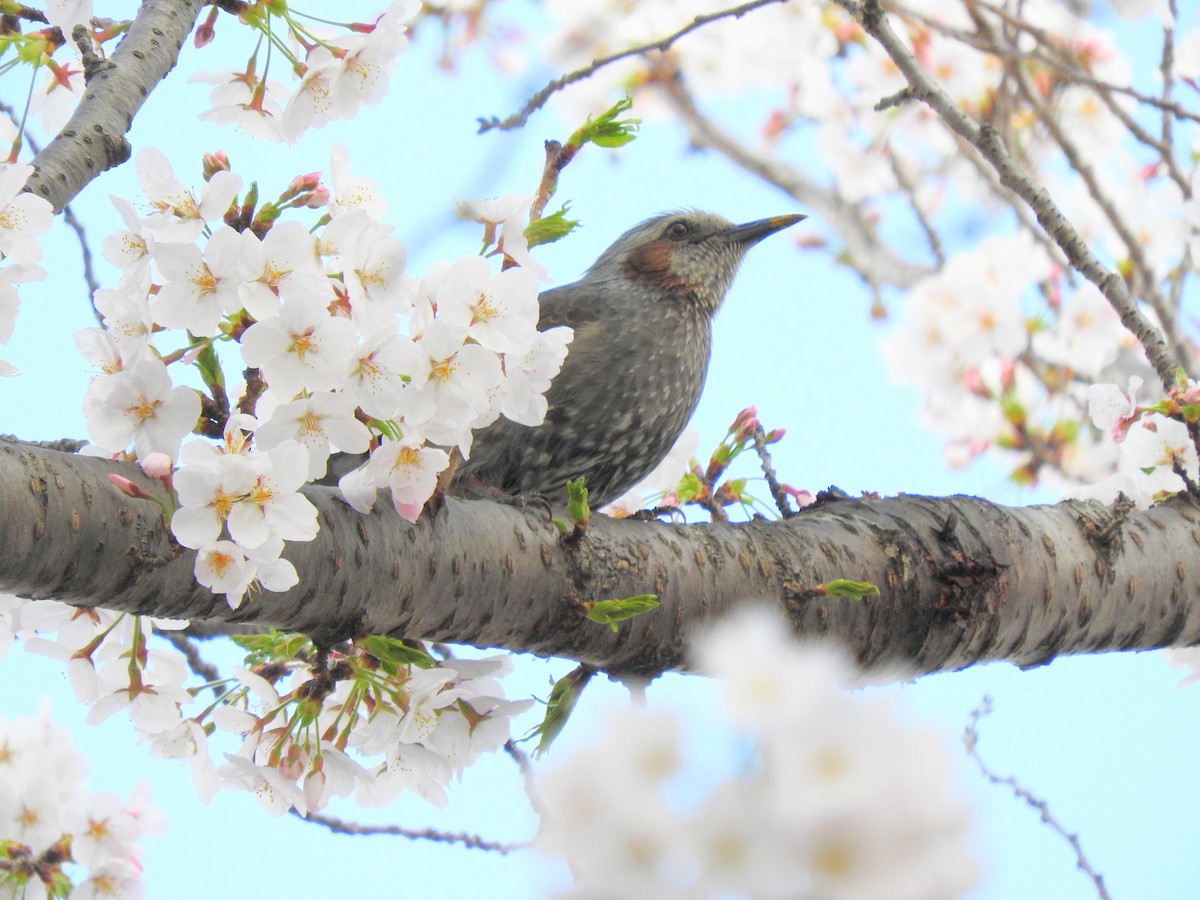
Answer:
[[4, 441, 1200, 679], [24, 0, 208, 213]]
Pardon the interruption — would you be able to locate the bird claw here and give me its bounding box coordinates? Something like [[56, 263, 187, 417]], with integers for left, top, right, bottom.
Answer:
[[455, 477, 554, 520], [499, 491, 554, 521], [627, 504, 685, 524]]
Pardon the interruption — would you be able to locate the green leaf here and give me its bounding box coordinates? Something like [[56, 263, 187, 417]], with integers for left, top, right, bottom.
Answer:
[[674, 471, 704, 503], [525, 204, 580, 249], [567, 477, 590, 525], [816, 579, 880, 599], [231, 629, 313, 666], [194, 342, 225, 391], [581, 594, 660, 632], [570, 95, 640, 150], [532, 666, 593, 757], [359, 635, 435, 670]]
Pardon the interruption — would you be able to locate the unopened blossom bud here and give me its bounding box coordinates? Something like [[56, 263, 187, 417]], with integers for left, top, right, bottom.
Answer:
[[108, 473, 153, 500], [140, 452, 173, 479], [203, 151, 231, 180]]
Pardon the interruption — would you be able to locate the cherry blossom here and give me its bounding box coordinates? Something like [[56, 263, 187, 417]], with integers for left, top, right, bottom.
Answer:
[[254, 389, 372, 480], [82, 358, 200, 459], [239, 297, 359, 397], [135, 147, 242, 243], [0, 163, 54, 265], [150, 226, 249, 335], [434, 255, 541, 353]]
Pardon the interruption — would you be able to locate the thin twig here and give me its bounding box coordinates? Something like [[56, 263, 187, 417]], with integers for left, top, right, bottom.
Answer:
[[654, 67, 930, 290], [751, 425, 794, 518], [161, 630, 222, 687], [289, 808, 528, 854], [1160, 2, 1176, 161], [887, 153, 944, 265], [0, 101, 101, 318], [964, 698, 1111, 900], [964, 0, 1191, 377], [477, 0, 790, 133], [889, 0, 1200, 126]]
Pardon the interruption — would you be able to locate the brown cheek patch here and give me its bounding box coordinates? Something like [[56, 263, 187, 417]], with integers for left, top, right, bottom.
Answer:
[[624, 241, 694, 292]]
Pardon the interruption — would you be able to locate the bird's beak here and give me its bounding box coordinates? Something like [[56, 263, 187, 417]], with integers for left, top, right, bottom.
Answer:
[[719, 214, 806, 246]]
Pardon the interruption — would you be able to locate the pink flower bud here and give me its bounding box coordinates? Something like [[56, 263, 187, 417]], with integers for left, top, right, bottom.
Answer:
[[303, 186, 331, 209], [140, 453, 174, 479], [961, 368, 988, 396], [108, 473, 152, 500], [393, 498, 425, 523], [729, 406, 757, 434], [202, 151, 230, 180], [783, 485, 815, 508]]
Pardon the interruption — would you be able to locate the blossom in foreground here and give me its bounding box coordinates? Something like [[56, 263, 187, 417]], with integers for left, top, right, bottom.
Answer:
[[0, 708, 164, 898], [537, 606, 978, 898]]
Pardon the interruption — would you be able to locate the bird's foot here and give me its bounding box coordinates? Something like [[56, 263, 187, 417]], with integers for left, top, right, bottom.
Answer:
[[627, 504, 685, 524]]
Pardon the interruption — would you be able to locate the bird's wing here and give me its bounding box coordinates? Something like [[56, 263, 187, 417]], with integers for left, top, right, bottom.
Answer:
[[536, 283, 605, 331]]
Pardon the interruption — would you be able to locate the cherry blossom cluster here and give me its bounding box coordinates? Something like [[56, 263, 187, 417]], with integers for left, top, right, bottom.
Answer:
[[1084, 374, 1200, 504], [190, 0, 421, 143], [0, 2, 421, 146], [49, 137, 560, 817], [467, 0, 1200, 502], [208, 642, 531, 815], [0, 699, 164, 899], [77, 143, 567, 607], [537, 607, 977, 899], [0, 591, 532, 818]]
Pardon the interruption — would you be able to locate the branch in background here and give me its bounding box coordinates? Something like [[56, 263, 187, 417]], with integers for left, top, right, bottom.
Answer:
[[161, 630, 221, 690], [477, 0, 790, 133], [0, 102, 101, 318], [836, 0, 1183, 397], [964, 698, 1111, 900], [653, 69, 931, 293], [290, 808, 528, 854], [962, 0, 1192, 375], [505, 739, 548, 819]]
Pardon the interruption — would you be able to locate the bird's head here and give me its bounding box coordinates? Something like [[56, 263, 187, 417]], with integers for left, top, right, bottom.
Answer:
[[582, 210, 805, 317]]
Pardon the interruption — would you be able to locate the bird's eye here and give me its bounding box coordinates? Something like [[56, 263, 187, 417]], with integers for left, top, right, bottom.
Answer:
[[664, 220, 691, 241]]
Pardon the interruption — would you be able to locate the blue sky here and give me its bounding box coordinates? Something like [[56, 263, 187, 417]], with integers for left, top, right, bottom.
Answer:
[[1, 2, 1198, 897]]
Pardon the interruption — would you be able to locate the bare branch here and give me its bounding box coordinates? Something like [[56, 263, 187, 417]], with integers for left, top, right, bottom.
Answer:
[[477, 0, 790, 133], [751, 424, 795, 519], [0, 102, 101, 316], [962, 0, 1192, 374], [964, 698, 1111, 900], [161, 630, 221, 689], [289, 809, 527, 854]]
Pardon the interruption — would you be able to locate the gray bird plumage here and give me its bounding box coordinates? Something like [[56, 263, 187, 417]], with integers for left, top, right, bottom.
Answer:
[[452, 209, 804, 506]]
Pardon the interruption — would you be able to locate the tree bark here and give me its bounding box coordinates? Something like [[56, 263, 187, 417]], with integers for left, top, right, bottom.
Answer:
[[25, 0, 208, 213], [4, 439, 1198, 678]]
